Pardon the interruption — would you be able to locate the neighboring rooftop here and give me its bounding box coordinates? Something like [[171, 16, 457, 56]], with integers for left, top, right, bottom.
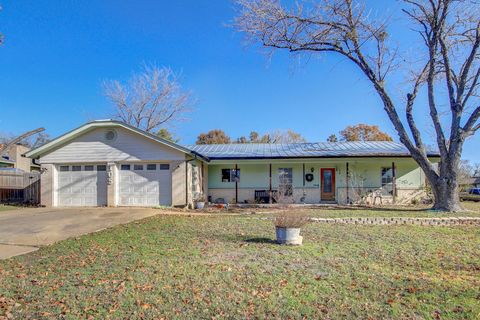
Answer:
[[188, 141, 440, 160]]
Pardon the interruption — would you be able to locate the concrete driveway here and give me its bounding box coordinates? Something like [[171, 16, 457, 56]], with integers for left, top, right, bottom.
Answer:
[[0, 207, 163, 259]]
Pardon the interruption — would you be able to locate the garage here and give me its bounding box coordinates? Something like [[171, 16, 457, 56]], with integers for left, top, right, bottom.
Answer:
[[25, 120, 204, 207], [57, 164, 108, 206], [118, 163, 172, 206]]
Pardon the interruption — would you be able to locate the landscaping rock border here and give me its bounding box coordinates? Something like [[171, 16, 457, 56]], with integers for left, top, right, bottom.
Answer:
[[310, 217, 480, 226]]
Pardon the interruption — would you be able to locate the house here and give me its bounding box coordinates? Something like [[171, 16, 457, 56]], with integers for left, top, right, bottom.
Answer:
[[25, 120, 440, 207], [0, 157, 15, 168], [1, 144, 41, 172], [463, 177, 480, 189]]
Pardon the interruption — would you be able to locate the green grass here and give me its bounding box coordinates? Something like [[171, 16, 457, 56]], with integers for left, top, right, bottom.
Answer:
[[0, 205, 17, 212], [1, 208, 479, 319], [233, 201, 480, 218]]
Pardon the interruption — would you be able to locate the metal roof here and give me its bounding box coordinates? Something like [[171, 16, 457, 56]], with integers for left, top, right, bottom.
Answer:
[[187, 142, 440, 160]]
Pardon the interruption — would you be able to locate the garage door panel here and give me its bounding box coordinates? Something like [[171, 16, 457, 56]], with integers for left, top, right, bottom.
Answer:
[[119, 163, 171, 206], [57, 164, 107, 207]]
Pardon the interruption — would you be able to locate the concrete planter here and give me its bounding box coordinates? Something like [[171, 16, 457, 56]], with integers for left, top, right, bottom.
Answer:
[[195, 201, 205, 209], [275, 227, 303, 245]]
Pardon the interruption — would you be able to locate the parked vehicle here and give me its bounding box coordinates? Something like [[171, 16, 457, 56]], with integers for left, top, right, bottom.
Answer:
[[469, 188, 480, 195], [460, 188, 480, 202]]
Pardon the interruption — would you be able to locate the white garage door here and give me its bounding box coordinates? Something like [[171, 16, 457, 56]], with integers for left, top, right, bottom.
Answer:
[[118, 163, 172, 206], [57, 164, 108, 207]]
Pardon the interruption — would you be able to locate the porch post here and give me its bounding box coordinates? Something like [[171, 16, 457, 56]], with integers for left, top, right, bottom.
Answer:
[[346, 162, 350, 204], [235, 163, 238, 204], [302, 163, 305, 186], [269, 163, 272, 204], [392, 161, 396, 203]]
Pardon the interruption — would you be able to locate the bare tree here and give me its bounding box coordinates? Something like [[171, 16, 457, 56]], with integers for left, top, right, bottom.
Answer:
[[103, 64, 193, 133], [237, 129, 306, 143], [234, 0, 480, 212], [0, 128, 45, 155]]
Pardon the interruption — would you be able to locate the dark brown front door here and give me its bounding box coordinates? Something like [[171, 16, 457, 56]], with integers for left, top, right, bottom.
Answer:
[[321, 168, 336, 201]]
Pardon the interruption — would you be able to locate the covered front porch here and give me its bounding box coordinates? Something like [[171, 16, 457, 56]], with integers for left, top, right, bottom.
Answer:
[[206, 158, 426, 205]]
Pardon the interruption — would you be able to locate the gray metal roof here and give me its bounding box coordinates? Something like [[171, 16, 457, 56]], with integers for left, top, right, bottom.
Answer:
[[187, 142, 440, 160]]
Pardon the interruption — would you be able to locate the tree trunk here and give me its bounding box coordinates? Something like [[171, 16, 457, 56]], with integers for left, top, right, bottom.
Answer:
[[429, 167, 463, 212]]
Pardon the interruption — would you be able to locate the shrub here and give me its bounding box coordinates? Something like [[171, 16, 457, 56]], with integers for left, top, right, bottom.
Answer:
[[274, 212, 310, 228]]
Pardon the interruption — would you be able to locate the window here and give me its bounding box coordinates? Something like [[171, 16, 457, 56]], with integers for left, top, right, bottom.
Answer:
[[121, 164, 131, 171], [84, 165, 94, 171], [147, 164, 156, 170], [97, 165, 107, 171], [134, 164, 144, 171], [159, 164, 170, 170], [221, 168, 240, 182], [59, 165, 69, 172], [72, 165, 81, 172], [381, 167, 393, 195]]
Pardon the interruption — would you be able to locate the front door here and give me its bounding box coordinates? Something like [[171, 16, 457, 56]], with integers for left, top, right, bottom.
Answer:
[[321, 168, 335, 201]]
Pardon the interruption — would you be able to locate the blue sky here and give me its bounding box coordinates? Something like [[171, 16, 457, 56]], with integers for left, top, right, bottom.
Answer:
[[0, 1, 478, 162]]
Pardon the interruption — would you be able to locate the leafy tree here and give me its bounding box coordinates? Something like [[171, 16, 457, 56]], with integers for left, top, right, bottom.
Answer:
[[327, 134, 338, 142], [156, 128, 178, 143], [103, 64, 193, 133], [196, 130, 231, 144], [337, 124, 393, 142], [249, 131, 260, 142], [234, 0, 480, 211], [237, 136, 248, 143]]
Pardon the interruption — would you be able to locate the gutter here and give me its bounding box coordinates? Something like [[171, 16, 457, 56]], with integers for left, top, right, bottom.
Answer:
[[203, 154, 442, 161]]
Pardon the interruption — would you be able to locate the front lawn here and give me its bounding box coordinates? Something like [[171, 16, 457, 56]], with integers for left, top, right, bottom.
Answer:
[[0, 205, 17, 212], [291, 201, 480, 218], [1, 210, 479, 319]]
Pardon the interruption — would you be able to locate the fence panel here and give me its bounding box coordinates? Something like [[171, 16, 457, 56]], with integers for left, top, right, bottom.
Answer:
[[0, 171, 41, 204]]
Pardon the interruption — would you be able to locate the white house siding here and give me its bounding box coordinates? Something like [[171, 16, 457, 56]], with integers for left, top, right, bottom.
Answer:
[[40, 127, 186, 164]]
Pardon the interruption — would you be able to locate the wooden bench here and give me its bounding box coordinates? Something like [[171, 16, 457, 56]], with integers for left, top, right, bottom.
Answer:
[[254, 190, 277, 203]]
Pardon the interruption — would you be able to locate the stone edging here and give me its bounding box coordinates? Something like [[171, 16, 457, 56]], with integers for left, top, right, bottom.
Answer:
[[310, 217, 480, 226]]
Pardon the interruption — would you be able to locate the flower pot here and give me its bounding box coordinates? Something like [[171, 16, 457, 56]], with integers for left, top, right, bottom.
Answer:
[[275, 227, 303, 245], [195, 201, 205, 209]]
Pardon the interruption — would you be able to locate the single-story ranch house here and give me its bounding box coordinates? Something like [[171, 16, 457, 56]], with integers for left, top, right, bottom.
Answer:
[[25, 120, 440, 207]]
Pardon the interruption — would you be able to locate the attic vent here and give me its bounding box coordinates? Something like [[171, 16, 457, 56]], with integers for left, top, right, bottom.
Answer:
[[105, 130, 117, 141]]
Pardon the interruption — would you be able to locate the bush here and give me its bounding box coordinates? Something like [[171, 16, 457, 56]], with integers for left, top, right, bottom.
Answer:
[[274, 212, 310, 228]]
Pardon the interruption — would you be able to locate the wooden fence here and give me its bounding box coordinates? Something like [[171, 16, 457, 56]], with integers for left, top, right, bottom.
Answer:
[[0, 171, 41, 204]]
